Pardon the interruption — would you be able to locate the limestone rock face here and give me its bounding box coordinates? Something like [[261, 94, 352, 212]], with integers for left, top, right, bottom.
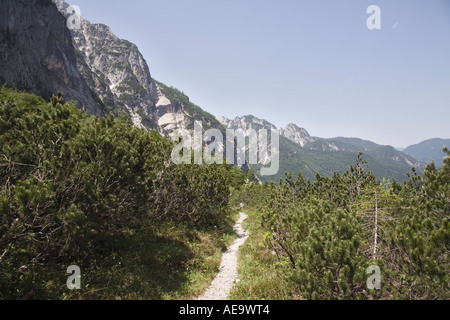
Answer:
[[54, 0, 159, 128], [217, 115, 277, 133], [280, 123, 315, 147], [53, 0, 195, 136], [0, 0, 104, 115]]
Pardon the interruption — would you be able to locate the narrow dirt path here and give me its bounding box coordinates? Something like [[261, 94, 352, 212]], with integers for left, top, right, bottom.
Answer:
[[197, 212, 249, 300]]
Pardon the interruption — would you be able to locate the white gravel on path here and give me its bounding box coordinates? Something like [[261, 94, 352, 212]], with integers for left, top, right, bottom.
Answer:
[[196, 212, 249, 300]]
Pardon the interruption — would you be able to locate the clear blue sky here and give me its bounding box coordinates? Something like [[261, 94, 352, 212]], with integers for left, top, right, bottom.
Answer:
[[71, 0, 450, 148]]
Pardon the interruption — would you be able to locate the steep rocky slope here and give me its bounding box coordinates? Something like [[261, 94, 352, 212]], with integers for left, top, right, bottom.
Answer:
[[0, 0, 424, 182], [280, 123, 315, 147], [0, 0, 104, 115], [53, 0, 220, 136]]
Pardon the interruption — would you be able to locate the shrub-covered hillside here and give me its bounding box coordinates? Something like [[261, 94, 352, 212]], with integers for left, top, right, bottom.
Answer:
[[0, 87, 246, 299], [231, 154, 449, 300]]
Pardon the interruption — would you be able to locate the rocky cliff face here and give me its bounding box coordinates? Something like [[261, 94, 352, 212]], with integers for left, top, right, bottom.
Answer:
[[216, 115, 280, 168], [279, 123, 315, 147], [0, 0, 226, 135], [0, 0, 104, 116], [53, 0, 198, 136], [217, 115, 277, 133], [217, 115, 316, 148]]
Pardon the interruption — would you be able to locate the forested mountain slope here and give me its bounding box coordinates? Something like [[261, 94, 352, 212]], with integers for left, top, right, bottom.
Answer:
[[404, 138, 450, 168], [218, 115, 422, 182]]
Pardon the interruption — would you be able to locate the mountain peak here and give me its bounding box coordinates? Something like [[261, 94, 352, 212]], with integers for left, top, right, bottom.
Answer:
[[280, 123, 315, 147], [216, 115, 277, 131], [215, 115, 231, 127]]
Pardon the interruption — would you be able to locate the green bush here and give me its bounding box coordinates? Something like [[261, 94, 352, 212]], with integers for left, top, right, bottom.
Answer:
[[0, 88, 239, 299], [250, 152, 449, 300]]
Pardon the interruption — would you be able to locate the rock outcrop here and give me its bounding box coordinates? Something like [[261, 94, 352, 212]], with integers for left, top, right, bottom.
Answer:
[[53, 0, 204, 136], [0, 0, 104, 116], [279, 123, 315, 147]]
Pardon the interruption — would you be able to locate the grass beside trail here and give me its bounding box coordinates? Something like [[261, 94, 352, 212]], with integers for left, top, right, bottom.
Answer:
[[229, 208, 293, 300], [61, 214, 239, 300]]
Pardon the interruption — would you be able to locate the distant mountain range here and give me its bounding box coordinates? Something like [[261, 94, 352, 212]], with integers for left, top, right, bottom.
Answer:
[[1, 0, 447, 182], [217, 115, 426, 182], [403, 138, 450, 168]]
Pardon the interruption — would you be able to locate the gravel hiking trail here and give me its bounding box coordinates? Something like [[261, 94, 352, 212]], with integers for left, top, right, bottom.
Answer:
[[196, 212, 249, 300]]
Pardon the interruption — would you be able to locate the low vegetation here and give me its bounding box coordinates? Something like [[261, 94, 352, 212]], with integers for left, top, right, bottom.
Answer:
[[0, 87, 447, 300], [232, 154, 449, 300], [0, 87, 245, 299]]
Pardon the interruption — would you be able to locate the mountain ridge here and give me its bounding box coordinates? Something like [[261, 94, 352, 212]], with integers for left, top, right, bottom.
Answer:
[[53, 0, 221, 137], [404, 138, 450, 168], [0, 0, 432, 183], [217, 114, 424, 182]]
